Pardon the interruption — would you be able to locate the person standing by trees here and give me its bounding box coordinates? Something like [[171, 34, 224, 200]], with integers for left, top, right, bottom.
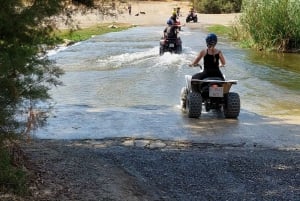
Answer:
[[128, 4, 132, 15]]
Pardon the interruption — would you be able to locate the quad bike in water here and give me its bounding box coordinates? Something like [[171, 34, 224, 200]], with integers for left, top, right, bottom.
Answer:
[[159, 36, 182, 55], [160, 18, 182, 55], [180, 65, 240, 118]]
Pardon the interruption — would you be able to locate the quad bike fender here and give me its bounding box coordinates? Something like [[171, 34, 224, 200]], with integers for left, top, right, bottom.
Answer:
[[190, 78, 238, 93], [185, 75, 192, 91], [223, 81, 237, 93]]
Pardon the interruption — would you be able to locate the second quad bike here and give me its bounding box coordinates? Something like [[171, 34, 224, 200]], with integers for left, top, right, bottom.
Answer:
[[159, 37, 182, 55], [180, 67, 240, 118], [186, 12, 198, 23]]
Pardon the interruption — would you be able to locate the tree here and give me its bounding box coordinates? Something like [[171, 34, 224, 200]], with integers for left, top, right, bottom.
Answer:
[[0, 0, 121, 137], [0, 0, 121, 194], [0, 0, 69, 137]]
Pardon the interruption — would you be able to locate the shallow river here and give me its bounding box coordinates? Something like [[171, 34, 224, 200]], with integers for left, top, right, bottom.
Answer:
[[38, 26, 300, 147]]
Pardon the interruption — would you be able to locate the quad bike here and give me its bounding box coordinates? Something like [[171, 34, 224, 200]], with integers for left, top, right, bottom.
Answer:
[[159, 36, 182, 55], [186, 12, 198, 23], [180, 65, 240, 118]]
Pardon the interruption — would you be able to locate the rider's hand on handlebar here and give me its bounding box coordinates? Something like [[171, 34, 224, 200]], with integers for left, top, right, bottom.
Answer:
[[189, 63, 201, 67]]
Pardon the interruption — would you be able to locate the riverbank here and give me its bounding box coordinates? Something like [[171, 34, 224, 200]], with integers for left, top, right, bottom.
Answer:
[[56, 1, 239, 29]]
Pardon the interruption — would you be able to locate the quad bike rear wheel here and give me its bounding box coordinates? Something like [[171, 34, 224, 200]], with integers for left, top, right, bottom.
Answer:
[[187, 92, 202, 118], [223, 92, 240, 118]]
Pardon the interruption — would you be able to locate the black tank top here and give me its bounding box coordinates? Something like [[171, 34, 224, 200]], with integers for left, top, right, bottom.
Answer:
[[203, 49, 220, 74]]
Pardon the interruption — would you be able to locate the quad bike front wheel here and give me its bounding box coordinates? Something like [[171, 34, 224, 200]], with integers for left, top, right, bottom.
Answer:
[[193, 17, 198, 23], [180, 87, 188, 110], [187, 92, 202, 118], [223, 92, 240, 118], [176, 45, 182, 54]]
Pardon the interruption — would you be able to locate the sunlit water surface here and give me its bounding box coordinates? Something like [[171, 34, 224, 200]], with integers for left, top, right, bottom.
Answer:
[[39, 26, 300, 139]]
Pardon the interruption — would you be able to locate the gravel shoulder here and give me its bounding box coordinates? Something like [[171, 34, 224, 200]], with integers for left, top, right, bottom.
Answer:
[[5, 138, 298, 201]]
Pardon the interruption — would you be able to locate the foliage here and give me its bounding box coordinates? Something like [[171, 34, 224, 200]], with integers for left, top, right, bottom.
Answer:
[[0, 0, 66, 193], [73, 0, 95, 7], [192, 0, 242, 14], [230, 21, 255, 48], [0, 0, 129, 195], [238, 0, 300, 52], [0, 140, 27, 194], [0, 0, 65, 136], [0, 0, 121, 138]]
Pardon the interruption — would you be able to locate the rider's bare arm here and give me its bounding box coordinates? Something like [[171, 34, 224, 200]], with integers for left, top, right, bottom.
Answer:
[[219, 50, 226, 67], [190, 49, 206, 67]]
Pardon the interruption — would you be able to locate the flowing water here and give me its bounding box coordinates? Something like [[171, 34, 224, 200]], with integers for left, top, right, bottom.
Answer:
[[39, 26, 300, 141]]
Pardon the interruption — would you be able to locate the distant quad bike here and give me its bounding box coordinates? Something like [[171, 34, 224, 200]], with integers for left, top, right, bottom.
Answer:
[[186, 12, 198, 23], [159, 37, 182, 55], [180, 66, 240, 118]]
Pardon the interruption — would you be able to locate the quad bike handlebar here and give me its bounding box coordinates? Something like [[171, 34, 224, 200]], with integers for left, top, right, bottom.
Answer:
[[189, 63, 203, 71], [189, 63, 226, 68]]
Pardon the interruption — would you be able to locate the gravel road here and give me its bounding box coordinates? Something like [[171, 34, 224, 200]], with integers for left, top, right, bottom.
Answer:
[[9, 138, 299, 201]]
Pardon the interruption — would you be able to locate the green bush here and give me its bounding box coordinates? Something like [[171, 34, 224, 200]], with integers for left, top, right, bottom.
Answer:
[[193, 0, 242, 14], [72, 0, 94, 7], [239, 0, 300, 52]]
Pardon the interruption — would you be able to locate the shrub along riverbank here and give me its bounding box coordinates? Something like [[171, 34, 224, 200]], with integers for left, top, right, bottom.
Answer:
[[232, 0, 300, 52], [193, 0, 300, 52]]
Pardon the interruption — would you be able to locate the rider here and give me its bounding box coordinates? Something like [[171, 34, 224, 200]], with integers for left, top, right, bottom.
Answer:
[[163, 19, 178, 39], [170, 10, 177, 22], [176, 7, 181, 16], [186, 7, 198, 23], [169, 10, 181, 28], [189, 33, 226, 81]]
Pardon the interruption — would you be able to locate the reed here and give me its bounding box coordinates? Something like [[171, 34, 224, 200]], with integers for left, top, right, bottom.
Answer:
[[238, 0, 300, 52], [193, 0, 242, 14]]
